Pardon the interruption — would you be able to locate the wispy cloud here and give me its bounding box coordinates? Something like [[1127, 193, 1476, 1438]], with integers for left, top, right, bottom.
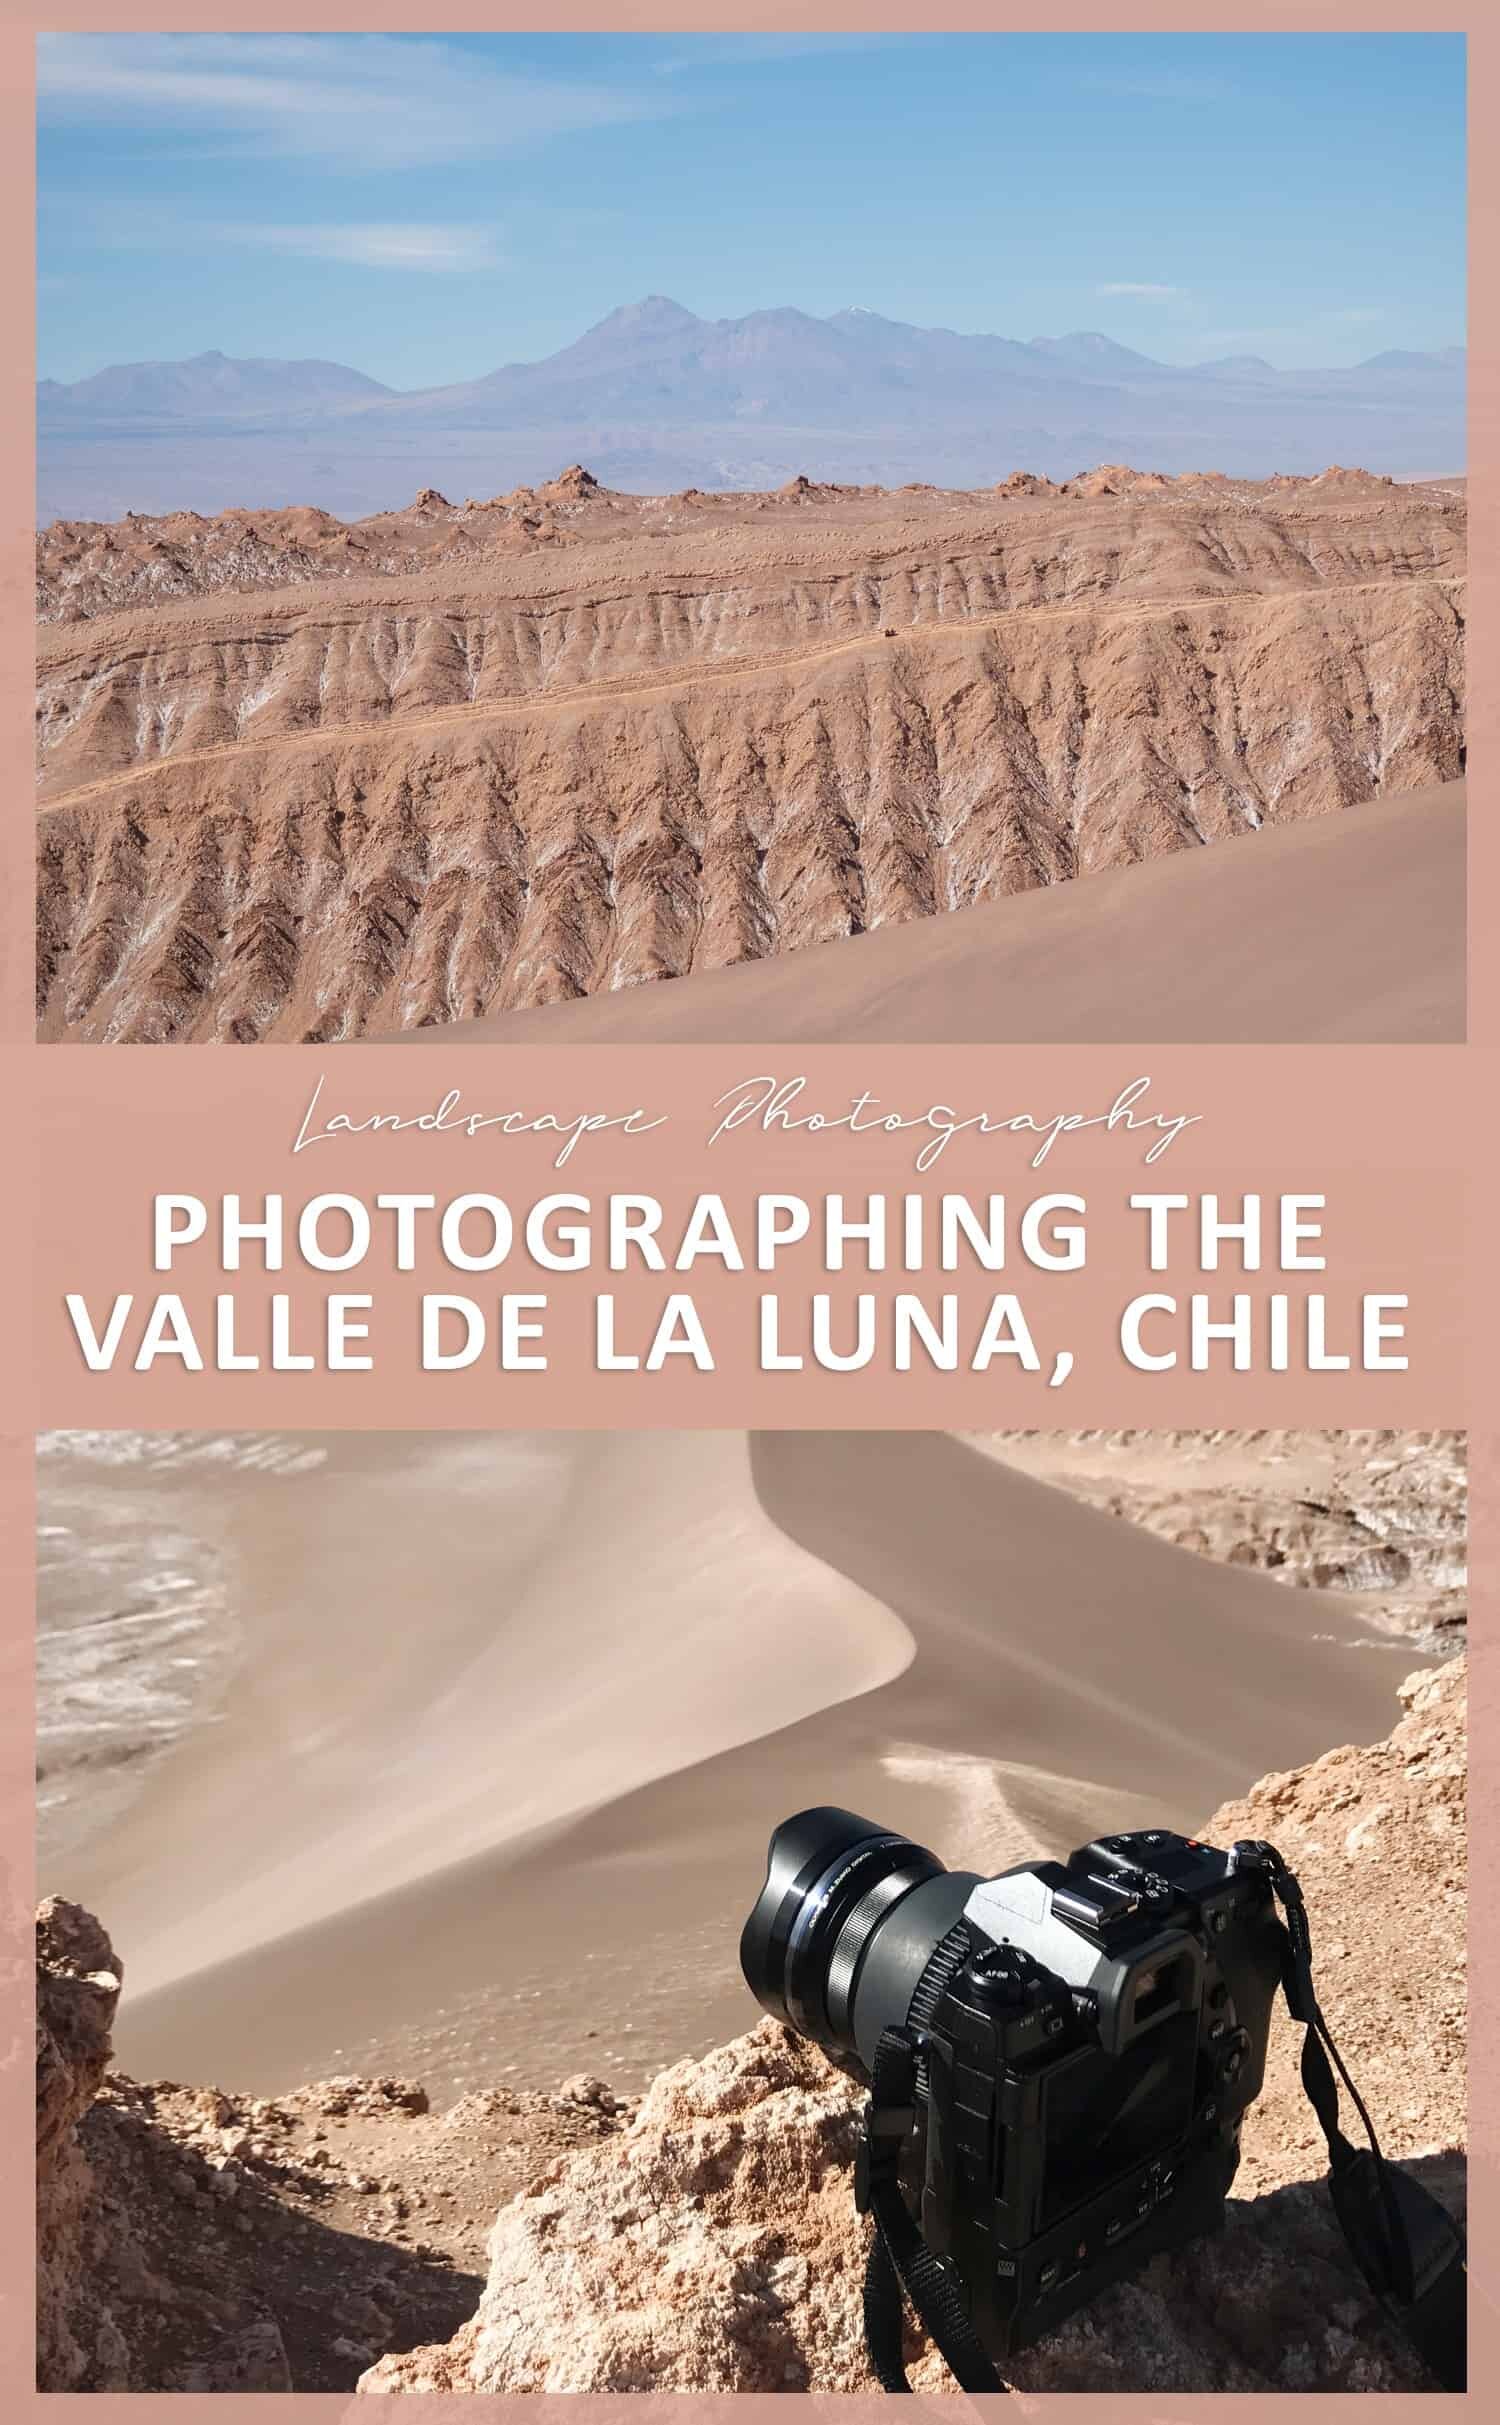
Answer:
[[223, 223, 499, 272], [1097, 281, 1186, 299], [37, 32, 663, 169], [54, 191, 612, 276]]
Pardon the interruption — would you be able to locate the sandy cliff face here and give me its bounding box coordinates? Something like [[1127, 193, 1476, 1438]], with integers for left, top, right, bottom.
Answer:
[[35, 473, 1464, 1041], [39, 1659, 1465, 2394]]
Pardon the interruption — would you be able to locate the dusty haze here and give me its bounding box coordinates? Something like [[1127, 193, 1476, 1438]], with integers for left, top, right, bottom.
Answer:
[[36, 298, 1465, 522]]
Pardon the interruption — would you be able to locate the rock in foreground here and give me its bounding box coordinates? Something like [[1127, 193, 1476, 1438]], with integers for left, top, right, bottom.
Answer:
[[362, 1660, 1465, 2395], [37, 1662, 1464, 2394], [36, 1900, 133, 2390], [34, 1912, 623, 2392]]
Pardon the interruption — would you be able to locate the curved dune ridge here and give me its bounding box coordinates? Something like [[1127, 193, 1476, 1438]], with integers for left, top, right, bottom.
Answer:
[[40, 1432, 910, 2001], [39, 1430, 1425, 2100], [400, 779, 1466, 1046]]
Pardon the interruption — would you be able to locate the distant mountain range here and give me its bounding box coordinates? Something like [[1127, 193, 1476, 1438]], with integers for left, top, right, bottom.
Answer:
[[38, 352, 394, 420], [37, 295, 1466, 523]]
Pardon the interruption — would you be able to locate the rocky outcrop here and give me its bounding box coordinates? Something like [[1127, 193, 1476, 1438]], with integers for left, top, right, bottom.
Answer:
[[1210, 1656, 1466, 2196], [34, 1903, 628, 2394], [358, 2024, 871, 2394], [37, 467, 1450, 630], [978, 1430, 1467, 1645], [35, 476, 1464, 1042], [36, 1901, 130, 2390], [37, 1662, 1465, 2395], [36, 1900, 297, 2392], [361, 1659, 1465, 2395]]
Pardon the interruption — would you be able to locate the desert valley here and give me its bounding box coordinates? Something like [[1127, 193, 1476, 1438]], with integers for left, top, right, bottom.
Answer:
[[37, 1426, 1465, 2392], [37, 460, 1465, 1044]]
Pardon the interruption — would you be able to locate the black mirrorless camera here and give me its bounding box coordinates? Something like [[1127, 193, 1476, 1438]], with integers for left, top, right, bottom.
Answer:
[[740, 1808, 1465, 2389]]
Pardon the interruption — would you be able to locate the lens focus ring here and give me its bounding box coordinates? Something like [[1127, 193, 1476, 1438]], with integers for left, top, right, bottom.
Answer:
[[739, 1809, 945, 2054], [824, 1858, 944, 2044]]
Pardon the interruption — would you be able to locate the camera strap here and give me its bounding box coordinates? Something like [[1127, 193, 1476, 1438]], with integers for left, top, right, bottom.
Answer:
[[857, 2025, 1008, 2393], [1260, 1845, 1467, 2393], [855, 1850, 1465, 2396]]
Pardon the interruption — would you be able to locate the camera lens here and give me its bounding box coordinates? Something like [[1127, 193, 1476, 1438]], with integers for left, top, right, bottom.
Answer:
[[740, 1808, 978, 2062]]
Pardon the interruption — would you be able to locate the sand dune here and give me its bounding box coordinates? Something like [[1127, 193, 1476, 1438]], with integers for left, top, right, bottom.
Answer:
[[44, 1432, 907, 2005], [42, 1431, 1424, 2101], [399, 781, 1464, 1046]]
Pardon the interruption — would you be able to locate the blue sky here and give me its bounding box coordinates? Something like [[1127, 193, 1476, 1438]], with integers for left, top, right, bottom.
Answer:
[[37, 31, 1466, 388]]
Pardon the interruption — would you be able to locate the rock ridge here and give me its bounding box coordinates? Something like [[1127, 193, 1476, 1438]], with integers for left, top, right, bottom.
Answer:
[[38, 1658, 1465, 2392], [36, 472, 1464, 1042]]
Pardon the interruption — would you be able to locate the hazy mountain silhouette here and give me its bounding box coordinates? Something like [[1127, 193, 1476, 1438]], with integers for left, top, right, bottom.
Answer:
[[37, 298, 1466, 522], [39, 349, 395, 423]]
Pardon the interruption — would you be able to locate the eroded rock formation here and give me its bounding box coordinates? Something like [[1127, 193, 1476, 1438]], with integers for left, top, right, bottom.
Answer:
[[36, 1900, 131, 2390], [35, 473, 1464, 1041], [977, 1430, 1467, 1644], [34, 1895, 629, 2394]]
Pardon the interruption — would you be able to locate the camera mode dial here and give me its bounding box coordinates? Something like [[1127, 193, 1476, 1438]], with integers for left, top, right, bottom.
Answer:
[[962, 1943, 1040, 2008]]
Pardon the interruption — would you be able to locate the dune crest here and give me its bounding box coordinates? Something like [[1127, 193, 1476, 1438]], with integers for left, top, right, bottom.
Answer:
[[40, 1430, 1429, 2103], [402, 779, 1464, 1046]]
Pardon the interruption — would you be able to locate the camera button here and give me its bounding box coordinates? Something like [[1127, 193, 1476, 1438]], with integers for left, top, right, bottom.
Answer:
[[1220, 2028, 1250, 2083]]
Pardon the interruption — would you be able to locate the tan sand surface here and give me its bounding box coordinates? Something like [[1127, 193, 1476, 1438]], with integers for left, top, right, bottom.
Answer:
[[41, 1432, 1423, 2102], [43, 1430, 906, 2000], [398, 781, 1465, 1047]]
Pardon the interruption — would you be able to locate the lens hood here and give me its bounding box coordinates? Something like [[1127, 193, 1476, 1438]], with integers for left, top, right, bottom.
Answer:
[[740, 1807, 946, 2049]]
